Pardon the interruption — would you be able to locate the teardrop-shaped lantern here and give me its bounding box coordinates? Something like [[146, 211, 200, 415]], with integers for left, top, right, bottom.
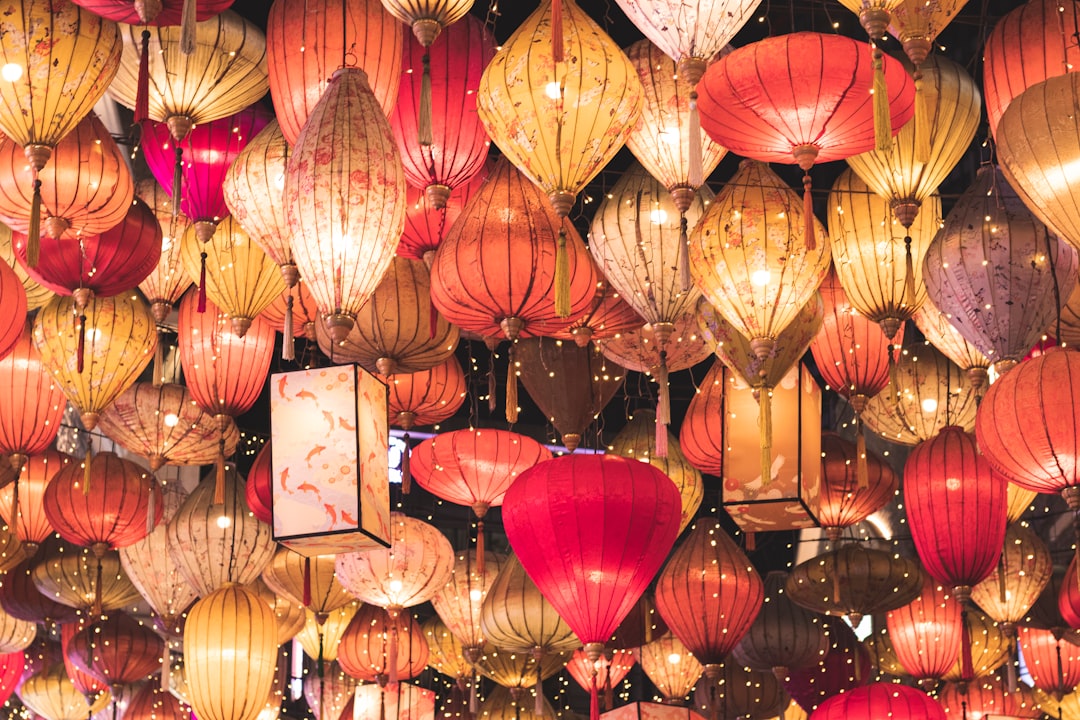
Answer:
[[679, 359, 724, 476], [285, 67, 406, 344], [303, 660, 358, 720], [479, 552, 580, 655], [600, 311, 715, 375], [262, 548, 353, 619], [886, 574, 963, 682], [924, 166, 1077, 373], [135, 178, 193, 323], [429, 550, 505, 653], [552, 277, 644, 348], [295, 601, 360, 663], [941, 607, 1009, 682], [18, 663, 111, 720], [0, 325, 66, 469], [816, 432, 898, 541], [337, 603, 429, 683], [912, 300, 992, 393], [32, 292, 156, 430], [972, 524, 1050, 633], [1019, 625, 1080, 694], [731, 571, 828, 678], [635, 633, 704, 703]]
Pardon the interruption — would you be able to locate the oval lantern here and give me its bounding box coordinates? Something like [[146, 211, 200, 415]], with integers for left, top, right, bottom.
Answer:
[[0, 325, 66, 470], [1018, 625, 1080, 694], [731, 571, 828, 679], [912, 300, 992, 394], [337, 603, 429, 684], [31, 537, 143, 614], [285, 66, 406, 344], [502, 453, 681, 718], [0, 450, 68, 551], [266, 0, 402, 144], [184, 583, 277, 720], [679, 359, 724, 476], [429, 157, 597, 342], [886, 574, 963, 682], [924, 166, 1077, 373], [295, 600, 360, 664], [126, 683, 191, 720], [398, 160, 491, 263], [635, 633, 704, 703], [354, 682, 436, 720], [135, 177, 193, 323], [812, 683, 945, 720], [32, 292, 156, 431], [552, 277, 644, 348], [429, 550, 505, 652], [479, 552, 580, 655], [816, 432, 897, 542], [424, 615, 473, 681]]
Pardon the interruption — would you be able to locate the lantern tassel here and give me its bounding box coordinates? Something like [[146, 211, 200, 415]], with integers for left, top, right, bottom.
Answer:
[[678, 214, 691, 293], [904, 236, 916, 303], [688, 91, 703, 188], [197, 251, 208, 313], [589, 672, 599, 720], [1006, 643, 1018, 692], [180, 0, 196, 54], [93, 557, 103, 617], [603, 672, 613, 710], [135, 30, 151, 124], [147, 481, 155, 534], [213, 437, 225, 505], [419, 51, 433, 147], [303, 556, 312, 607], [914, 68, 933, 164], [551, 0, 564, 63], [745, 531, 755, 552], [487, 354, 497, 414], [833, 557, 842, 605], [161, 639, 170, 691], [26, 179, 41, 268], [380, 685, 386, 720], [153, 329, 165, 387], [960, 605, 974, 681], [506, 348, 519, 424], [283, 292, 295, 361], [872, 46, 891, 152], [535, 675, 544, 717], [401, 432, 412, 494], [555, 228, 570, 318], [856, 417, 869, 489], [172, 145, 183, 216], [656, 352, 669, 459], [476, 518, 485, 576], [802, 172, 816, 252], [998, 549, 1008, 604], [77, 313, 87, 374], [470, 675, 479, 713], [388, 618, 400, 686], [760, 386, 773, 486]]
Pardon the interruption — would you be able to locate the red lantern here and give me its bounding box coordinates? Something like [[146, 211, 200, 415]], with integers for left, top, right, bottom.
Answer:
[[937, 677, 1040, 720], [812, 683, 945, 720], [0, 327, 66, 470], [60, 619, 108, 699], [886, 574, 963, 682], [1018, 626, 1080, 694], [125, 682, 191, 720], [245, 440, 273, 525], [0, 260, 26, 363], [501, 454, 682, 720], [679, 359, 724, 476], [398, 161, 491, 262], [566, 648, 635, 710], [0, 559, 78, 625], [0, 651, 21, 707], [70, 0, 233, 24], [817, 432, 898, 541], [390, 14, 493, 209], [337, 604, 429, 684], [783, 616, 870, 713], [67, 612, 164, 695]]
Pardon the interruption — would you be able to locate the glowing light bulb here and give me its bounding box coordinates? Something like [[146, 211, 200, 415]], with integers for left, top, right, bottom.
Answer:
[[163, 413, 179, 428], [649, 208, 668, 225], [216, 513, 232, 529], [1, 63, 22, 82], [469, 589, 483, 602], [751, 269, 771, 287], [920, 397, 938, 413], [667, 653, 681, 664], [545, 81, 562, 100]]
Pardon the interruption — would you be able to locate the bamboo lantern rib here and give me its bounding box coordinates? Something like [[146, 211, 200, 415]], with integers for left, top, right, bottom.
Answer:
[[912, 301, 990, 389], [32, 292, 157, 431], [971, 523, 1052, 626], [615, 0, 760, 68], [1019, 626, 1080, 692], [0, 604, 35, 654], [0, 451, 67, 548], [600, 311, 715, 373], [302, 660, 357, 720], [266, 0, 402, 145], [108, 11, 268, 124], [19, 664, 111, 720], [294, 601, 360, 662], [551, 278, 645, 346], [479, 552, 579, 653], [635, 633, 703, 702], [0, 326, 66, 464], [261, 547, 354, 617], [31, 539, 143, 612], [430, 550, 506, 649], [815, 433, 897, 537], [679, 359, 724, 476], [731, 571, 829, 675], [338, 604, 430, 682], [423, 616, 473, 679], [136, 178, 193, 318], [384, 356, 468, 429], [316, 256, 459, 375], [0, 224, 53, 309], [248, 575, 308, 646]]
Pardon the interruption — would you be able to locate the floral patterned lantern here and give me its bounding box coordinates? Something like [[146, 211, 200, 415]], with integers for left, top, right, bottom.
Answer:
[[0, 326, 66, 470], [430, 550, 504, 655], [816, 432, 897, 541], [600, 313, 715, 394], [635, 633, 704, 703], [0, 223, 52, 309]]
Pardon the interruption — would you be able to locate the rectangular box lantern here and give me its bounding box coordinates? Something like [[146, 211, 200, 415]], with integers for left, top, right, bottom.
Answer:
[[721, 362, 822, 534], [270, 365, 391, 556], [602, 702, 706, 720]]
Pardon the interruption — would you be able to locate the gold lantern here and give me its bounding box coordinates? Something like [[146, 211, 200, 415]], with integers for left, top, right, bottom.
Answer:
[[479, 685, 555, 720], [861, 342, 977, 445], [0, 601, 34, 653], [285, 66, 406, 343], [32, 292, 156, 430], [424, 616, 474, 681], [827, 168, 941, 341], [1005, 484, 1038, 525], [249, 576, 308, 646], [295, 600, 361, 663], [184, 583, 278, 720], [912, 301, 991, 394], [477, 0, 642, 220], [135, 178, 193, 325], [480, 552, 579, 655], [430, 550, 506, 652], [31, 538, 143, 613], [635, 633, 704, 703], [269, 366, 392, 556], [19, 663, 111, 720], [261, 547, 354, 617], [0, 522, 28, 574], [970, 522, 1052, 633], [0, 222, 52, 309], [469, 646, 569, 696]]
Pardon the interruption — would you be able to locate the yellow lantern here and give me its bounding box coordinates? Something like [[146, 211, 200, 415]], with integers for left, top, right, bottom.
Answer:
[[635, 633, 704, 703], [285, 66, 406, 344], [249, 576, 307, 646], [261, 547, 354, 618], [477, 0, 642, 220], [0, 601, 34, 653], [32, 292, 156, 430], [479, 685, 553, 720], [31, 538, 143, 613], [425, 615, 473, 678], [430, 550, 506, 652], [184, 583, 278, 720], [179, 215, 285, 338], [942, 608, 1009, 682], [912, 301, 991, 394], [1005, 485, 1038, 525], [970, 523, 1052, 631], [295, 601, 360, 663], [827, 167, 941, 340], [135, 178, 193, 326], [469, 646, 569, 694], [480, 552, 579, 655], [19, 664, 111, 720], [0, 222, 52, 309]]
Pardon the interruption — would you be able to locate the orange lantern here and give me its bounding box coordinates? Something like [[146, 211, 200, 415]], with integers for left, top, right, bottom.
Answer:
[[1019, 626, 1080, 694], [338, 603, 429, 684], [295, 601, 361, 664], [551, 277, 644, 348], [430, 549, 505, 655], [567, 648, 635, 711], [886, 574, 963, 682], [816, 432, 898, 541], [398, 160, 491, 263], [970, 523, 1052, 633], [470, 645, 569, 700], [385, 356, 467, 434], [679, 359, 724, 476], [938, 677, 1040, 720], [260, 278, 319, 343], [135, 177, 193, 326], [0, 450, 66, 550], [0, 324, 65, 470], [285, 66, 406, 344]]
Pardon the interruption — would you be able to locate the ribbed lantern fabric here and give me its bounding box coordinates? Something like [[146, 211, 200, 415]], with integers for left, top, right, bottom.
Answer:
[[679, 359, 724, 476], [635, 633, 704, 702], [827, 168, 941, 339], [470, 646, 569, 691], [1059, 555, 1080, 627], [429, 157, 597, 340], [552, 277, 644, 347], [0, 112, 132, 241], [937, 678, 1040, 720], [0, 604, 33, 654], [266, 0, 402, 145], [316, 256, 459, 375], [98, 382, 240, 470], [886, 574, 963, 681], [384, 356, 467, 430], [996, 73, 1080, 251], [941, 607, 1010, 682], [0, 559, 78, 623], [430, 550, 504, 651], [730, 571, 827, 677], [184, 583, 278, 720], [912, 301, 992, 392], [285, 66, 406, 344], [126, 683, 191, 720], [165, 468, 276, 596], [0, 651, 23, 708], [567, 647, 635, 701], [783, 617, 871, 713], [599, 310, 715, 374], [0, 450, 65, 549], [337, 603, 429, 683], [812, 683, 945, 720], [32, 538, 142, 612], [423, 615, 472, 679], [983, 0, 1080, 137], [19, 663, 111, 720], [107, 10, 268, 126], [655, 519, 763, 675], [135, 178, 193, 321], [904, 426, 1007, 594], [294, 601, 360, 662], [924, 167, 1077, 372], [0, 225, 52, 310], [68, 612, 163, 692], [0, 325, 65, 467], [390, 14, 492, 205], [694, 663, 785, 720], [261, 547, 353, 618], [398, 161, 491, 262], [479, 551, 579, 654], [380, 0, 475, 41], [861, 343, 977, 446], [1018, 626, 1080, 693], [70, 0, 233, 24], [250, 576, 307, 646], [43, 450, 160, 552], [816, 432, 897, 541], [32, 292, 156, 431], [302, 660, 357, 720], [476, 0, 643, 217], [60, 620, 109, 698]]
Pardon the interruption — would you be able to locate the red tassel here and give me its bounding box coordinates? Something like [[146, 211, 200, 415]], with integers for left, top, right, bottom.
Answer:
[[551, 0, 564, 64], [429, 295, 438, 340], [746, 532, 756, 552], [197, 252, 207, 313], [960, 606, 974, 681], [589, 672, 599, 720], [135, 30, 151, 124], [802, 171, 815, 252], [303, 556, 312, 607], [401, 431, 412, 494], [476, 518, 485, 576], [76, 314, 86, 374]]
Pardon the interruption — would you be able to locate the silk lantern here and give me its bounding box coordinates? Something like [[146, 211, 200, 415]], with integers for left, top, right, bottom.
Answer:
[[389, 14, 492, 207], [912, 301, 992, 393], [303, 660, 358, 720], [0, 325, 66, 470], [692, 662, 785, 720], [813, 683, 945, 720], [470, 645, 569, 699], [679, 359, 724, 476], [266, 0, 402, 144], [57, 624, 110, 704], [0, 223, 52, 309], [0, 557, 78, 623], [0, 450, 66, 550], [1018, 626, 1080, 694], [135, 177, 192, 325], [424, 615, 473, 681], [886, 574, 963, 682], [184, 583, 278, 720], [250, 575, 307, 647], [32, 291, 156, 430], [937, 677, 1039, 719], [384, 357, 467, 474], [295, 600, 360, 663], [269, 366, 392, 555], [568, 648, 635, 710], [479, 552, 580, 656], [126, 683, 191, 720], [31, 537, 142, 613], [285, 66, 406, 344], [353, 682, 436, 720], [924, 166, 1077, 373], [245, 440, 272, 525], [941, 608, 1010, 682], [553, 278, 644, 348], [262, 547, 354, 619], [816, 432, 898, 542], [429, 157, 597, 341], [730, 571, 828, 679], [430, 550, 504, 656], [635, 633, 704, 703], [18, 663, 111, 720], [502, 454, 682, 720], [68, 612, 164, 697], [398, 160, 491, 263], [337, 604, 429, 684], [0, 0, 122, 265]]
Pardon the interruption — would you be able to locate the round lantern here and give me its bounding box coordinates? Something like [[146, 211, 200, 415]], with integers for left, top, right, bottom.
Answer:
[[679, 359, 724, 476], [337, 604, 429, 684], [429, 157, 597, 341], [912, 301, 992, 393], [552, 277, 644, 348], [0, 651, 22, 708], [886, 574, 963, 682], [135, 177, 193, 323], [731, 571, 828, 679], [58, 623, 110, 703], [68, 611, 163, 695], [184, 583, 278, 720], [32, 291, 156, 430], [827, 168, 941, 340], [0, 523, 27, 575], [0, 602, 34, 654], [693, 662, 785, 720], [398, 160, 491, 262], [1018, 626, 1080, 694], [635, 633, 704, 703], [266, 0, 402, 145], [0, 325, 66, 469], [0, 450, 67, 550], [812, 683, 945, 720], [303, 660, 358, 720], [166, 467, 276, 596], [430, 550, 505, 652], [515, 338, 624, 452], [285, 66, 406, 344], [476, 0, 643, 219], [816, 433, 898, 541], [295, 601, 360, 663], [937, 677, 1039, 720], [31, 537, 143, 613], [567, 648, 635, 710], [783, 617, 870, 713], [316, 256, 459, 374], [861, 343, 978, 446], [479, 552, 580, 655], [389, 14, 493, 207], [384, 356, 467, 436], [261, 548, 353, 619], [469, 645, 569, 696], [0, 111, 132, 242], [18, 663, 111, 720]]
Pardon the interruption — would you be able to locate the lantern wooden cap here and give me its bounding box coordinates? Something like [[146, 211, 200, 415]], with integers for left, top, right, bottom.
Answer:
[[23, 145, 51, 173], [859, 7, 891, 40], [425, 183, 452, 210], [412, 18, 442, 48]]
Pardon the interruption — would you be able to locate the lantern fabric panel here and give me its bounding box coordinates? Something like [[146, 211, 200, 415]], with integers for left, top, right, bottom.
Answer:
[[31, 538, 143, 612], [552, 278, 644, 347], [302, 660, 357, 720], [18, 664, 111, 720], [67, 611, 164, 691], [398, 162, 490, 262], [385, 356, 467, 429], [885, 575, 962, 681], [0, 451, 66, 548], [599, 311, 715, 374], [135, 178, 193, 318], [429, 549, 504, 651], [730, 570, 827, 676], [912, 301, 991, 390], [338, 603, 429, 683], [635, 633, 704, 702], [811, 683, 945, 720], [615, 0, 759, 68], [0, 223, 52, 309], [816, 432, 897, 538], [423, 615, 473, 678], [479, 551, 580, 654], [261, 548, 353, 617], [294, 601, 360, 662], [0, 325, 65, 463], [1019, 626, 1080, 693], [679, 359, 724, 476], [470, 646, 569, 690]]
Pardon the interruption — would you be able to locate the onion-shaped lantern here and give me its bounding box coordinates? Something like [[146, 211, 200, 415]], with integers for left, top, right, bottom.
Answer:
[[18, 663, 111, 720], [56, 630, 109, 717], [635, 633, 704, 703], [68, 612, 163, 696], [1018, 626, 1080, 694], [125, 683, 191, 720], [303, 660, 358, 720], [429, 157, 597, 341], [31, 537, 142, 613], [285, 66, 406, 344], [679, 359, 724, 476], [0, 602, 34, 654], [316, 256, 459, 375], [469, 645, 569, 696], [816, 433, 898, 542], [338, 603, 429, 684], [353, 682, 436, 720], [0, 223, 51, 309], [260, 278, 318, 341], [813, 683, 945, 720], [136, 177, 193, 325], [249, 576, 307, 647], [424, 615, 473, 680], [941, 608, 1009, 682], [600, 311, 715, 375], [479, 552, 579, 656], [0, 557, 78, 623], [0, 522, 28, 576], [912, 300, 992, 394], [262, 547, 353, 619], [266, 0, 402, 145], [861, 343, 977, 446], [398, 161, 491, 263], [783, 617, 871, 713], [430, 550, 505, 654], [0, 450, 67, 550], [886, 574, 963, 682], [693, 662, 785, 720], [731, 571, 828, 679], [0, 325, 66, 470], [32, 291, 156, 430], [295, 601, 361, 663]]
